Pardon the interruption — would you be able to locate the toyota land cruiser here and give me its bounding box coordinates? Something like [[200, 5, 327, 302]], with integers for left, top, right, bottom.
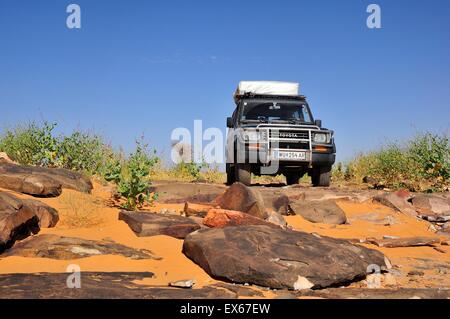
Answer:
[[226, 81, 336, 186]]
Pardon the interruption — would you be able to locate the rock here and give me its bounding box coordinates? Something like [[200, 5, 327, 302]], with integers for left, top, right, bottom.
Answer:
[[0, 192, 59, 228], [407, 270, 425, 277], [411, 194, 450, 221], [119, 211, 200, 239], [292, 288, 450, 299], [182, 225, 388, 290], [183, 202, 215, 217], [158, 208, 180, 216], [441, 239, 450, 246], [373, 192, 417, 217], [265, 211, 287, 227], [0, 152, 15, 164], [288, 200, 347, 225], [0, 272, 236, 299], [362, 176, 380, 188], [0, 195, 40, 252], [260, 191, 293, 216], [215, 183, 268, 219], [0, 163, 92, 195], [203, 209, 279, 229], [169, 279, 195, 288], [364, 236, 440, 248], [3, 234, 160, 260], [149, 182, 226, 204]]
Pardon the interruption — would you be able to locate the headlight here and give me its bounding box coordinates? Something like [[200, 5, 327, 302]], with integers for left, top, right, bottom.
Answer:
[[242, 130, 267, 142], [243, 131, 259, 141], [313, 132, 330, 143]]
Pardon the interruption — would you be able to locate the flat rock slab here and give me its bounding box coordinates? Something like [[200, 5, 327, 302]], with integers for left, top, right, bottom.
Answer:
[[3, 234, 160, 260], [119, 211, 200, 239], [203, 209, 279, 229], [149, 182, 226, 204], [365, 236, 441, 248], [0, 272, 236, 299], [0, 163, 92, 196], [289, 200, 347, 225], [0, 192, 59, 228], [412, 194, 450, 221], [293, 288, 450, 299], [183, 225, 389, 290], [373, 192, 417, 217]]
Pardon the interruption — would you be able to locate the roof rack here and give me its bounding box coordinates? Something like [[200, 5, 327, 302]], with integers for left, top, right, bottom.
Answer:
[[234, 93, 307, 104]]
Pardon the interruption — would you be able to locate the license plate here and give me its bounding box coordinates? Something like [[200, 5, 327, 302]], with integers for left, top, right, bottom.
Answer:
[[272, 150, 306, 161]]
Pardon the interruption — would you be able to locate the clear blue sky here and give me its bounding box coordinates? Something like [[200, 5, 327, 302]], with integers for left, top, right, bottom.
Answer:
[[1, 0, 449, 163]]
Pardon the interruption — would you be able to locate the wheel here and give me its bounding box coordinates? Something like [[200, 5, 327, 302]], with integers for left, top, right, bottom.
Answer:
[[312, 166, 332, 187], [235, 163, 251, 186], [226, 164, 236, 185], [285, 172, 300, 185]]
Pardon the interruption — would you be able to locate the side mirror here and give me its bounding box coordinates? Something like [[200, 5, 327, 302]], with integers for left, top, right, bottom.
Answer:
[[314, 119, 322, 128], [226, 117, 233, 128]]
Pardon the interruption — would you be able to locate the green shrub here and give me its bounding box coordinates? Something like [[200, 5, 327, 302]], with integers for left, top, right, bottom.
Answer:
[[104, 140, 159, 210], [58, 131, 114, 175], [0, 121, 59, 166], [334, 132, 449, 192]]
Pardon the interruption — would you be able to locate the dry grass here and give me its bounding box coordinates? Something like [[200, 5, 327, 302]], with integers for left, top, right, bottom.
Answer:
[[58, 191, 104, 228]]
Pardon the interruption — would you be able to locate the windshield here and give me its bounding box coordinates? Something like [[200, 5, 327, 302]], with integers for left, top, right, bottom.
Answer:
[[240, 100, 312, 123]]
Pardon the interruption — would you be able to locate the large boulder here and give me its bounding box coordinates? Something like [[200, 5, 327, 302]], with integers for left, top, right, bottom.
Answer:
[[411, 194, 450, 221], [214, 183, 267, 219], [183, 225, 389, 290], [203, 209, 279, 229], [119, 211, 200, 239], [289, 200, 347, 225], [3, 234, 160, 260], [373, 192, 417, 217], [0, 163, 92, 195]]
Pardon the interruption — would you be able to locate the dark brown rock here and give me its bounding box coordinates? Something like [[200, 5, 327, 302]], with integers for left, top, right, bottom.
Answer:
[[373, 192, 417, 217], [149, 182, 226, 204], [0, 196, 40, 252], [0, 192, 59, 228], [0, 163, 92, 195], [119, 211, 200, 239], [293, 288, 450, 299], [0, 272, 236, 299], [203, 209, 279, 229], [411, 194, 450, 221], [183, 202, 215, 217], [183, 225, 389, 290], [289, 200, 347, 225], [214, 182, 268, 219], [365, 236, 441, 248], [3, 234, 160, 260]]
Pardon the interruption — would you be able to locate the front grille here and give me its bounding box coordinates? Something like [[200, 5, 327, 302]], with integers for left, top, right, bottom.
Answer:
[[272, 141, 310, 150], [269, 130, 309, 139]]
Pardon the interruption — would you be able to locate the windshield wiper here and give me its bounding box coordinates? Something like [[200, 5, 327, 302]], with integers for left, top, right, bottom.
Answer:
[[241, 119, 268, 124]]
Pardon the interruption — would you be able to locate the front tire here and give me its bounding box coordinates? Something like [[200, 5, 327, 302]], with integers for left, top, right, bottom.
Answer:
[[226, 164, 236, 185], [235, 163, 251, 186], [285, 172, 300, 185], [312, 166, 331, 187]]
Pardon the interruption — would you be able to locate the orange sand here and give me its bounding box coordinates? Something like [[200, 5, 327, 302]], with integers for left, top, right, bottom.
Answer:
[[0, 183, 449, 293]]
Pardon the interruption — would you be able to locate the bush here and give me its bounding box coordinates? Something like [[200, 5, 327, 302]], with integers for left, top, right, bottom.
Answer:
[[104, 140, 159, 210], [334, 132, 450, 192], [0, 121, 115, 176], [58, 131, 113, 175], [0, 121, 59, 166]]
